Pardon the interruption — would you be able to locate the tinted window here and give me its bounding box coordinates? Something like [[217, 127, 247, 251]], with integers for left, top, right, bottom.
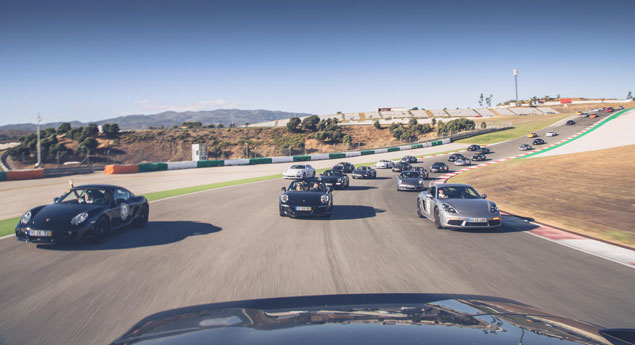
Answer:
[[114, 188, 131, 203]]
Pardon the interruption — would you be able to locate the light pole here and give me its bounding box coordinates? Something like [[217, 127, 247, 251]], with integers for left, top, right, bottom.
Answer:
[[513, 69, 519, 106], [36, 113, 42, 168]]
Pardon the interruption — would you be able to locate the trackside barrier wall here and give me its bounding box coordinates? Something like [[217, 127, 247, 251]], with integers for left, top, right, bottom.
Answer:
[[197, 160, 224, 168], [105, 164, 139, 175], [167, 161, 198, 170], [138, 163, 168, 172], [310, 154, 330, 160], [7, 169, 44, 180], [224, 159, 250, 166], [0, 171, 6, 181]]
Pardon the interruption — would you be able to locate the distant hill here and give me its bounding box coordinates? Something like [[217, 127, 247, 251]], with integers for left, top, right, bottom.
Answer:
[[0, 109, 310, 132]]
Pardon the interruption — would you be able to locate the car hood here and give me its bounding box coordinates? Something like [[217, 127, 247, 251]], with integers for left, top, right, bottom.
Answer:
[[28, 204, 103, 229], [442, 199, 492, 217], [320, 175, 344, 182], [284, 169, 302, 174], [284, 192, 325, 205], [111, 293, 616, 345], [352, 169, 371, 174], [398, 177, 422, 184]]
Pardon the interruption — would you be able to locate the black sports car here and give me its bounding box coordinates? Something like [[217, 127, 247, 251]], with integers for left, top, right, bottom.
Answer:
[[391, 162, 411, 172], [566, 120, 576, 125], [448, 153, 465, 162], [519, 144, 533, 151], [333, 162, 355, 173], [279, 179, 333, 218], [15, 184, 149, 244], [397, 170, 425, 191], [533, 138, 545, 145], [430, 162, 449, 173], [319, 169, 350, 189], [476, 147, 490, 154], [400, 155, 417, 163], [472, 153, 487, 161], [351, 166, 377, 179], [111, 293, 626, 345], [414, 166, 428, 179], [467, 144, 481, 151]]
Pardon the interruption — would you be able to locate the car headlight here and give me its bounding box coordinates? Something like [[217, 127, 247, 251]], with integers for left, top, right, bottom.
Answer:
[[321, 195, 330, 204], [398, 179, 403, 184], [418, 179, 424, 185], [441, 203, 458, 213], [20, 211, 32, 225], [71, 212, 88, 226], [280, 194, 289, 203], [490, 203, 498, 213], [337, 178, 342, 183]]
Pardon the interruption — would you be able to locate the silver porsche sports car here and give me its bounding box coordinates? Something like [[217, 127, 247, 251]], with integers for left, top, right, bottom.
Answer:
[[416, 183, 501, 230]]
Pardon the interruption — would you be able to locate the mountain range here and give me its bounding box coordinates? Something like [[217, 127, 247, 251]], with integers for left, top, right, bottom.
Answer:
[[0, 109, 310, 132]]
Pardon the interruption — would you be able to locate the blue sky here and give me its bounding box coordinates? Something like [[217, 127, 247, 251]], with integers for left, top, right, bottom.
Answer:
[[1, 0, 633, 125]]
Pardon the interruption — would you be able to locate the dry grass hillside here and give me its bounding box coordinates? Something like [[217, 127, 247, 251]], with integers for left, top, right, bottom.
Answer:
[[450, 144, 635, 248]]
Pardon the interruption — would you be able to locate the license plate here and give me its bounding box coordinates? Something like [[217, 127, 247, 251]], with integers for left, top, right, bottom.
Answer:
[[468, 218, 487, 223], [29, 230, 52, 237], [296, 206, 311, 211]]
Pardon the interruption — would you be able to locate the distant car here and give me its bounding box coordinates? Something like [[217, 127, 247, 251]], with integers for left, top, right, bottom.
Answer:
[[400, 155, 418, 163], [375, 160, 394, 169], [532, 138, 545, 145], [590, 114, 598, 118], [617, 105, 624, 110], [454, 157, 471, 166], [333, 162, 355, 173], [414, 167, 429, 179], [15, 184, 149, 244], [576, 111, 582, 115], [351, 166, 377, 179], [448, 154, 465, 162], [279, 179, 333, 218], [430, 162, 449, 173], [519, 144, 532, 151], [566, 120, 576, 125], [416, 183, 501, 230], [472, 153, 487, 161], [467, 145, 481, 151], [283, 164, 316, 179], [476, 147, 490, 154], [392, 162, 412, 172], [579, 113, 589, 118], [397, 170, 425, 191], [319, 169, 350, 189], [605, 107, 614, 113], [546, 131, 558, 137], [527, 132, 537, 138]]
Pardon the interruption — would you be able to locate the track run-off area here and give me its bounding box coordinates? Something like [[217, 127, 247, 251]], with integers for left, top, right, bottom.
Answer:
[[0, 112, 634, 345]]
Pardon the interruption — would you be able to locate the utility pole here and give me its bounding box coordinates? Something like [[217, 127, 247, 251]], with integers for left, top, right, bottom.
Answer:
[[513, 69, 519, 106], [36, 113, 42, 168]]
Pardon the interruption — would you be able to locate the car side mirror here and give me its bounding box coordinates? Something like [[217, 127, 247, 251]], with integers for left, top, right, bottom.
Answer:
[[281, 187, 286, 192], [481, 193, 487, 199], [53, 197, 59, 203]]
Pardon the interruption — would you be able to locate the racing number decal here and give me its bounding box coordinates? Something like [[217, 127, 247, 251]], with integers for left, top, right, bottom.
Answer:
[[120, 203, 129, 221]]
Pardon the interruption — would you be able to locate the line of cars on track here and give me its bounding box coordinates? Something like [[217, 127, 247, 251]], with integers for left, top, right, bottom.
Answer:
[[278, 149, 501, 230]]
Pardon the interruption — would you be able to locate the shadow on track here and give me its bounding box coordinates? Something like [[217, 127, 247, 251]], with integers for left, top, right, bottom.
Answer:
[[343, 186, 378, 191], [37, 221, 222, 251]]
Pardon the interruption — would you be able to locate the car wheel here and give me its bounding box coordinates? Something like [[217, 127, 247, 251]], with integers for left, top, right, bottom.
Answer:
[[301, 172, 306, 179], [91, 217, 110, 244], [134, 204, 149, 228], [416, 199, 424, 218], [345, 179, 349, 188], [279, 205, 285, 217], [434, 208, 443, 229]]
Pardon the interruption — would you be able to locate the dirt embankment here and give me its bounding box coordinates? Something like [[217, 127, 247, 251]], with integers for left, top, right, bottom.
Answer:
[[450, 144, 635, 248]]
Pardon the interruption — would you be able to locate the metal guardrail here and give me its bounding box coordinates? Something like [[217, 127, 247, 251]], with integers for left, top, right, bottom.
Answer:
[[43, 165, 104, 178]]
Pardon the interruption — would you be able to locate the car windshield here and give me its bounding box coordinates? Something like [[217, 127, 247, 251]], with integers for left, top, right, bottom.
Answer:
[[290, 165, 305, 169], [288, 181, 326, 192], [433, 163, 444, 167], [58, 188, 111, 205], [437, 186, 480, 199], [401, 171, 419, 178]]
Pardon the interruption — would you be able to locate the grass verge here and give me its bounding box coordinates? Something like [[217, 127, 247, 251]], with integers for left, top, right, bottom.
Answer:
[[0, 217, 21, 238], [449, 144, 635, 248], [456, 113, 572, 145]]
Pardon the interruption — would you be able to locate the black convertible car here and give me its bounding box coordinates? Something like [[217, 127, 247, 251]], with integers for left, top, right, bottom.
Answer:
[[111, 293, 629, 345], [467, 144, 481, 151], [319, 169, 350, 189], [15, 184, 149, 244], [400, 155, 417, 163], [533, 138, 545, 145], [351, 166, 377, 179], [279, 179, 333, 218], [333, 162, 355, 173], [391, 162, 411, 172], [430, 162, 449, 173], [448, 153, 465, 162], [476, 147, 490, 154], [472, 153, 487, 161]]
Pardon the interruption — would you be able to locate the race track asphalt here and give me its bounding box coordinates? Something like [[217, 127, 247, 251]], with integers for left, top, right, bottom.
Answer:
[[0, 114, 633, 345]]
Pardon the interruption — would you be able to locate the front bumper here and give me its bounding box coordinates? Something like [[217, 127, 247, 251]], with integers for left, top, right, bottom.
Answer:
[[283, 174, 303, 179], [280, 203, 331, 217], [352, 173, 372, 179], [430, 168, 448, 173], [398, 184, 424, 191], [15, 223, 95, 244], [441, 215, 502, 229]]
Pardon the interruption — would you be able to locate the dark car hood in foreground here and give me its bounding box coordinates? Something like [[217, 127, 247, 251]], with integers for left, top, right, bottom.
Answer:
[[28, 204, 103, 229], [319, 175, 344, 182], [284, 191, 325, 205], [111, 293, 624, 345]]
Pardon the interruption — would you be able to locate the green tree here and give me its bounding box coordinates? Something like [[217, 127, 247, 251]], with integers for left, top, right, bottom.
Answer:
[[78, 137, 98, 154], [479, 93, 484, 107], [410, 106, 419, 110], [102, 123, 120, 138], [373, 120, 381, 129], [343, 135, 352, 149], [628, 91, 633, 99], [431, 118, 437, 127], [57, 122, 71, 134], [301, 115, 320, 132], [408, 117, 418, 128], [217, 124, 225, 128], [286, 117, 301, 132]]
